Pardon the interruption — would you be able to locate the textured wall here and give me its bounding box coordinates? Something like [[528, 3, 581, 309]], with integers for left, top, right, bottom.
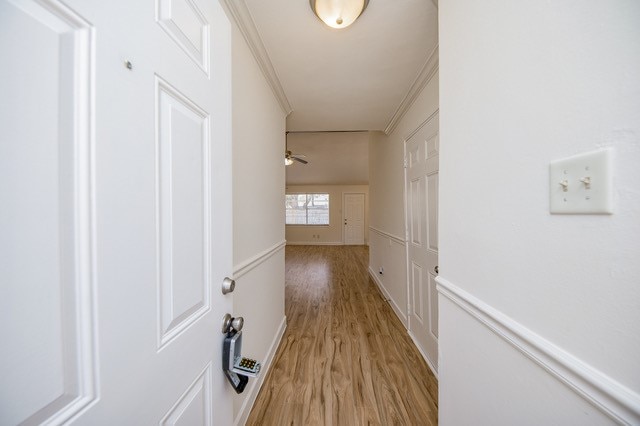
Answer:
[[231, 24, 286, 422], [438, 0, 640, 423], [368, 71, 439, 323]]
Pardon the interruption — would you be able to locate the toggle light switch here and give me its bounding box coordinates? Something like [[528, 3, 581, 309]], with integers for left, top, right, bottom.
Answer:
[[549, 148, 612, 214]]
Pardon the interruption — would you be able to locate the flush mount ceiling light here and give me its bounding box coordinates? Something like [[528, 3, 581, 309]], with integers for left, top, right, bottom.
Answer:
[[310, 0, 369, 29]]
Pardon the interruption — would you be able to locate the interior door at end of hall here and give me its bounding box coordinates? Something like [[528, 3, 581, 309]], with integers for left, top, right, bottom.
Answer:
[[406, 112, 439, 372], [0, 0, 233, 424], [344, 193, 365, 245]]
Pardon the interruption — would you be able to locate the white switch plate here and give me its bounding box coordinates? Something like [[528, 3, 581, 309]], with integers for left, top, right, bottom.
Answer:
[[549, 149, 613, 214]]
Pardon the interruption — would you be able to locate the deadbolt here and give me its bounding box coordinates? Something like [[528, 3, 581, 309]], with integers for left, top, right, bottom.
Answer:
[[222, 277, 235, 295]]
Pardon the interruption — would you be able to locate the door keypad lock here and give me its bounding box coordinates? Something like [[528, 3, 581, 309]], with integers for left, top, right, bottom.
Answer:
[[234, 357, 260, 375], [222, 314, 261, 394]]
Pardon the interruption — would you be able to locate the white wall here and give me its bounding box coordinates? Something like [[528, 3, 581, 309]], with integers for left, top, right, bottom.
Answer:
[[438, 1, 640, 424], [230, 24, 286, 424], [285, 184, 369, 245], [368, 227, 408, 326], [368, 71, 439, 324]]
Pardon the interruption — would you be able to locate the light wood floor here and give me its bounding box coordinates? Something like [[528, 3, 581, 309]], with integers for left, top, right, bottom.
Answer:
[[246, 245, 438, 425]]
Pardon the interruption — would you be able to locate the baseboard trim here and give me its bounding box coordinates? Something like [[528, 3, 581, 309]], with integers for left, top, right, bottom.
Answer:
[[369, 226, 405, 246], [407, 330, 438, 379], [436, 277, 640, 425], [233, 240, 286, 279], [234, 315, 287, 426], [285, 241, 343, 246], [368, 266, 407, 327]]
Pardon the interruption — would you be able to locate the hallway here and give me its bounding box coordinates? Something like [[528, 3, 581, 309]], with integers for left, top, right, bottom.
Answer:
[[247, 246, 438, 425]]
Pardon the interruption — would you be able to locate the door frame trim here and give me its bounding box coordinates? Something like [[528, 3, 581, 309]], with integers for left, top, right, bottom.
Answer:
[[342, 192, 366, 245]]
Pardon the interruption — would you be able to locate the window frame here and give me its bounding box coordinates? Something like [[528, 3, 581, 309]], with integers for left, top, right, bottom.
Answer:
[[285, 193, 330, 226]]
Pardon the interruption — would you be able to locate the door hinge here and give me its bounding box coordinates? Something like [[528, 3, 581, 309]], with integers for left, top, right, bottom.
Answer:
[[403, 157, 408, 169]]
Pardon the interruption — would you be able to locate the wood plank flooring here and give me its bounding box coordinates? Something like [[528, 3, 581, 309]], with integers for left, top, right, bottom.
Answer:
[[246, 245, 438, 425]]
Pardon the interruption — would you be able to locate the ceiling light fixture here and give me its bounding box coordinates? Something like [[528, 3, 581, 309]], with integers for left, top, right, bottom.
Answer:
[[310, 0, 369, 29]]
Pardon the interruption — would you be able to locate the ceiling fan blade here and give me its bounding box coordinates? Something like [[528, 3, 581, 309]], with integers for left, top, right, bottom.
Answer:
[[292, 156, 308, 164]]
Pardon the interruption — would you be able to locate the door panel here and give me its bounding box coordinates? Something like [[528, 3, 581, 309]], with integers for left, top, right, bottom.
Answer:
[[406, 112, 439, 373], [429, 273, 439, 338], [0, 0, 233, 423], [344, 193, 365, 245], [160, 363, 212, 425], [427, 173, 438, 252], [0, 1, 97, 423], [157, 76, 211, 348], [410, 178, 424, 246], [411, 262, 424, 322], [157, 0, 209, 74]]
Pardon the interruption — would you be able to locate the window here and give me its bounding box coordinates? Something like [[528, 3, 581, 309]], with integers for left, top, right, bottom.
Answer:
[[286, 193, 329, 225]]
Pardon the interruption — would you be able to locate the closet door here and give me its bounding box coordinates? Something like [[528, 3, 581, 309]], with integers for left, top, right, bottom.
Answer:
[[405, 112, 439, 374]]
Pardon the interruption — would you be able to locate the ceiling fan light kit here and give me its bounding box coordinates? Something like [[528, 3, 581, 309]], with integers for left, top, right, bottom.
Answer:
[[310, 0, 369, 29], [285, 132, 308, 166], [284, 155, 294, 166], [285, 150, 308, 166]]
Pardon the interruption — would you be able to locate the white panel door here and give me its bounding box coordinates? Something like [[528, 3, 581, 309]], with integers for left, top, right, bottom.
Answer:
[[343, 193, 365, 245], [0, 0, 233, 424], [405, 112, 439, 373]]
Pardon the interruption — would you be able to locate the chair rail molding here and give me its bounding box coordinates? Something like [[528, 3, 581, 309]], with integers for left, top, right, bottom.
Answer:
[[437, 276, 640, 425], [233, 240, 286, 279], [369, 226, 405, 246]]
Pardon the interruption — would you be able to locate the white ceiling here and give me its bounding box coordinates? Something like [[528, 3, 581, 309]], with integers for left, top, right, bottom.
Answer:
[[242, 0, 438, 132], [285, 132, 369, 185]]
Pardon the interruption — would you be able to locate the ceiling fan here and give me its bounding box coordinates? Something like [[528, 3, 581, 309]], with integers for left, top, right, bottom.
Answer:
[[285, 132, 308, 166], [285, 150, 307, 165]]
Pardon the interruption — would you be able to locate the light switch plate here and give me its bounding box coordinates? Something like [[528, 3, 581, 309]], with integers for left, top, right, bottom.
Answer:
[[549, 149, 613, 214]]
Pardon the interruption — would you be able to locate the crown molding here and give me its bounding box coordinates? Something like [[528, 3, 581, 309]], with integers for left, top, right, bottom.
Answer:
[[222, 0, 293, 115], [384, 44, 439, 135]]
